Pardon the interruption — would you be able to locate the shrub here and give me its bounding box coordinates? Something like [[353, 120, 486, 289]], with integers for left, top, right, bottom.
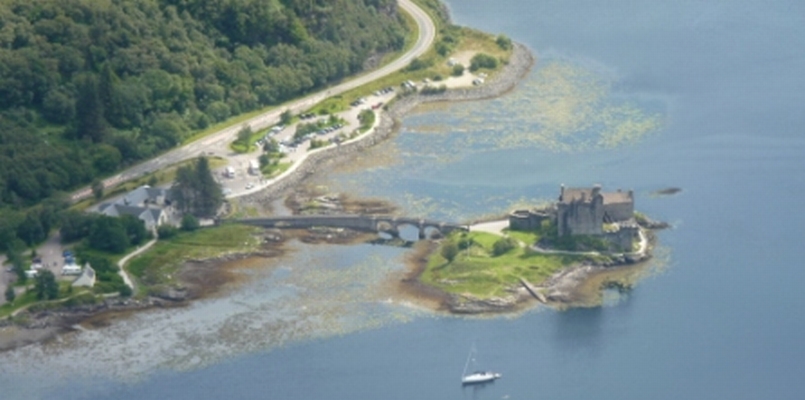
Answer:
[[492, 237, 517, 256], [119, 284, 133, 297], [420, 85, 447, 95], [496, 34, 513, 50], [181, 214, 200, 231], [406, 57, 433, 71], [157, 225, 179, 239], [441, 241, 459, 262], [452, 64, 465, 77], [470, 53, 498, 72]]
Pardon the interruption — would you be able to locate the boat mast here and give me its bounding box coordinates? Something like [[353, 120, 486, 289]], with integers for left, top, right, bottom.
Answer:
[[462, 348, 473, 378]]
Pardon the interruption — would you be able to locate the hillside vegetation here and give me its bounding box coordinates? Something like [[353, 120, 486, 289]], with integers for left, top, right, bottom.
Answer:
[[0, 0, 407, 208], [0, 0, 407, 265]]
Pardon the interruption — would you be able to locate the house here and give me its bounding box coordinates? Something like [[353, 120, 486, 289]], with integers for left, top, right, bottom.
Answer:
[[72, 263, 96, 288], [98, 185, 173, 231]]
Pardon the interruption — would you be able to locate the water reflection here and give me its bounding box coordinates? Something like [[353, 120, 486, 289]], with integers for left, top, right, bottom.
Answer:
[[551, 307, 605, 355], [461, 381, 498, 399]]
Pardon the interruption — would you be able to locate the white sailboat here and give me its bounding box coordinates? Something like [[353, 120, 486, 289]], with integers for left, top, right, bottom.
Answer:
[[461, 347, 502, 385]]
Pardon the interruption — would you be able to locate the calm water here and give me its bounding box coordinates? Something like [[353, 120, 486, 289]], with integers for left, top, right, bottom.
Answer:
[[5, 0, 805, 398]]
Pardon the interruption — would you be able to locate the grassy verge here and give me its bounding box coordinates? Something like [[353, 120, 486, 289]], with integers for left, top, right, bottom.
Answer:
[[127, 224, 262, 295], [308, 25, 513, 115], [183, 3, 423, 147], [262, 161, 292, 178], [0, 281, 98, 318], [0, 290, 39, 318], [421, 231, 591, 299]]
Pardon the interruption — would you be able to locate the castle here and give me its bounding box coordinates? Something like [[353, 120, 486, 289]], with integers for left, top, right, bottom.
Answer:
[[509, 184, 638, 251]]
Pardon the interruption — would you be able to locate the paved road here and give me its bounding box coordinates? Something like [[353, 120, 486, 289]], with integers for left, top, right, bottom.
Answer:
[[71, 0, 436, 202]]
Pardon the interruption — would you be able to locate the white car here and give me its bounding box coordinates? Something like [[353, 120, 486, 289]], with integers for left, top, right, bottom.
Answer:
[[62, 264, 82, 275]]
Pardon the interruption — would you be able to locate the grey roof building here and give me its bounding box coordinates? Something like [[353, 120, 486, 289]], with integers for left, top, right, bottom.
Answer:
[[98, 185, 173, 231]]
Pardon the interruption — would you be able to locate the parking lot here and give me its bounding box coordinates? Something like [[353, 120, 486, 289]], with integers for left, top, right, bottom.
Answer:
[[214, 88, 398, 198]]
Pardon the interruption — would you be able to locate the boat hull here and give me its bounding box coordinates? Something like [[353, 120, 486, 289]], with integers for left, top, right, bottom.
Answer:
[[461, 372, 502, 385]]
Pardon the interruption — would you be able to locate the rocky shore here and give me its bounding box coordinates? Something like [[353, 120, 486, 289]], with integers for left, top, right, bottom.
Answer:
[[0, 44, 536, 352]]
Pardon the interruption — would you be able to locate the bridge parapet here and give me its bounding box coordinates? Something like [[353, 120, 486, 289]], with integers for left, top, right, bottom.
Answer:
[[238, 215, 466, 240]]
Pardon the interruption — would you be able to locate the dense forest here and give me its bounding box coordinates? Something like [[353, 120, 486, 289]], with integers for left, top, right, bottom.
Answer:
[[0, 0, 407, 208]]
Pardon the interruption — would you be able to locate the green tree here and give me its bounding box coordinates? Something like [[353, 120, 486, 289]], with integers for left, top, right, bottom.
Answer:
[[60, 211, 96, 243], [236, 126, 253, 148], [119, 284, 133, 297], [280, 110, 293, 125], [172, 157, 222, 218], [17, 212, 45, 246], [441, 241, 459, 262], [452, 64, 465, 77], [259, 154, 271, 169], [74, 73, 108, 143], [470, 53, 498, 72], [4, 285, 15, 304], [492, 237, 517, 256], [6, 242, 27, 284], [34, 270, 59, 301], [120, 214, 148, 245], [89, 216, 130, 253], [42, 88, 76, 124], [195, 157, 222, 217], [91, 180, 104, 201], [496, 34, 512, 50], [180, 214, 200, 231], [92, 144, 122, 173], [157, 224, 179, 239], [263, 138, 279, 153]]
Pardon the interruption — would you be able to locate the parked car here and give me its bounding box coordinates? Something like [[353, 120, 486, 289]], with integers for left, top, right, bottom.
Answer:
[[62, 264, 82, 275]]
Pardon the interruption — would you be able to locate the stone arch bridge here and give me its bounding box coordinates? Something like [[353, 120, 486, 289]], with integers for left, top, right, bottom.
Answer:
[[237, 215, 467, 240]]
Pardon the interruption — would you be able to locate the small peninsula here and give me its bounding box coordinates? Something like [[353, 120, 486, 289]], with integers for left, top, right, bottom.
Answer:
[[408, 184, 668, 313]]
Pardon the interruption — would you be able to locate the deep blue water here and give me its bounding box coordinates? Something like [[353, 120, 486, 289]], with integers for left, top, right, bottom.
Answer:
[[9, 0, 805, 399]]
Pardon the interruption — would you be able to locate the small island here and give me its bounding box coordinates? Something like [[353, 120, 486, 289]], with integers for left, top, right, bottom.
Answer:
[[409, 184, 667, 313]]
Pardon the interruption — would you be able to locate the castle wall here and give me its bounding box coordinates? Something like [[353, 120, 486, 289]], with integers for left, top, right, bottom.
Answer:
[[509, 210, 550, 231], [558, 196, 604, 236], [604, 202, 634, 222], [603, 226, 638, 252]]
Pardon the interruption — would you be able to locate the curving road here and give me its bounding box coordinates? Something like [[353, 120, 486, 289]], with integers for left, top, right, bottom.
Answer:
[[71, 0, 436, 201]]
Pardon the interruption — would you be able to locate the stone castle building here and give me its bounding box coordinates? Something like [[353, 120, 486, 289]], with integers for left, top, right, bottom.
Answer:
[[509, 184, 639, 251], [557, 184, 634, 236]]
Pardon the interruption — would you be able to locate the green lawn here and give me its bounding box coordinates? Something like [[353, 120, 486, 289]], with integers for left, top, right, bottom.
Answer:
[[421, 231, 588, 299], [127, 224, 263, 291]]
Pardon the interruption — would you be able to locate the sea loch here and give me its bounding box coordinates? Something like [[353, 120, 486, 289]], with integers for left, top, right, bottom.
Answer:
[[3, 0, 805, 399]]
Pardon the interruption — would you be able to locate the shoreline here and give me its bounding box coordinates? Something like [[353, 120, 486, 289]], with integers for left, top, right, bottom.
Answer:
[[238, 42, 535, 207], [401, 226, 662, 314], [0, 44, 536, 353]]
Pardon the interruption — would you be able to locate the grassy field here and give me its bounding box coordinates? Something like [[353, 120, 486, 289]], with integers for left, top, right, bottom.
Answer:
[[421, 231, 589, 299], [127, 224, 262, 293]]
